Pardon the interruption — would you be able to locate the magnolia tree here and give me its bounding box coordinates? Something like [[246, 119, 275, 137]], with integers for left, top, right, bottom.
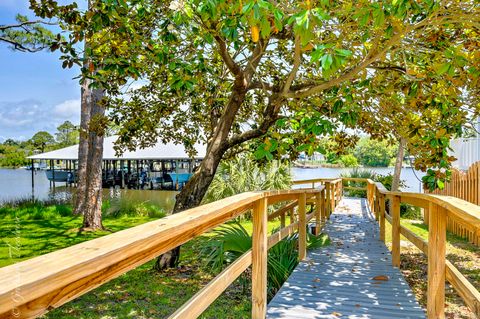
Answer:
[[24, 0, 480, 266]]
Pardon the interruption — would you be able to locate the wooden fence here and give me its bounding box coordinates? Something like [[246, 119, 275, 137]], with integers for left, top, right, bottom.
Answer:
[[428, 161, 480, 246]]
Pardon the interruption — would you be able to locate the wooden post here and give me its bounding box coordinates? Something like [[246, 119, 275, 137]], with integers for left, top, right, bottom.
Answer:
[[298, 192, 307, 260], [252, 197, 268, 319], [325, 182, 331, 218], [379, 194, 386, 242], [289, 208, 295, 224], [280, 212, 285, 229], [392, 195, 401, 267], [315, 192, 321, 235], [320, 189, 326, 222], [330, 183, 335, 213], [427, 203, 446, 319], [424, 206, 430, 226]]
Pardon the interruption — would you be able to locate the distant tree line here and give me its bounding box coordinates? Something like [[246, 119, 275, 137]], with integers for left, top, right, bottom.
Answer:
[[317, 137, 399, 168], [0, 121, 79, 168]]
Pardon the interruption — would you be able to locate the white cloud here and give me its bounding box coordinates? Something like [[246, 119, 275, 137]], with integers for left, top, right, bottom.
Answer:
[[53, 99, 80, 121]]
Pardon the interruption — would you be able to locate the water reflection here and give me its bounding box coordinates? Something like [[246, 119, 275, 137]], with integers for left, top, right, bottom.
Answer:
[[0, 169, 178, 212]]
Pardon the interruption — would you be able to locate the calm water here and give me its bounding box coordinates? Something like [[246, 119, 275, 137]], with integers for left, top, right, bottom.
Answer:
[[0, 166, 425, 207], [0, 168, 177, 211], [291, 166, 425, 193]]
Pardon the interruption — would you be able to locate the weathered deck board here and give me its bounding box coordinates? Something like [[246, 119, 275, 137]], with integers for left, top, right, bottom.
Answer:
[[267, 198, 426, 319]]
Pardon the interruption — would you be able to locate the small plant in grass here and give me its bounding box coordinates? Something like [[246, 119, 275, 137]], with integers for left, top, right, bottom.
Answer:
[[105, 199, 166, 218], [201, 223, 329, 298]]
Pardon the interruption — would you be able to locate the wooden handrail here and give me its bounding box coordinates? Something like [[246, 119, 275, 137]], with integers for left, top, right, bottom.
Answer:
[[363, 178, 480, 319], [0, 187, 327, 319]]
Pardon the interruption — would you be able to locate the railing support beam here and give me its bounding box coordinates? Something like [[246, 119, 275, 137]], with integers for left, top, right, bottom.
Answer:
[[252, 197, 268, 319], [379, 194, 386, 242], [392, 195, 401, 267], [427, 203, 446, 319], [325, 181, 332, 219], [315, 192, 321, 235], [298, 193, 307, 260]]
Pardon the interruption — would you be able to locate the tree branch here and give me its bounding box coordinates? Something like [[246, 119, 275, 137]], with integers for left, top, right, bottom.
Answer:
[[214, 35, 241, 76], [0, 20, 55, 31], [287, 29, 405, 99], [0, 36, 44, 52], [281, 35, 301, 96], [226, 94, 283, 148]]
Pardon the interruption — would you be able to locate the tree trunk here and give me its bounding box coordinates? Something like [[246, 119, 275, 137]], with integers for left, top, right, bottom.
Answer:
[[72, 21, 106, 230], [154, 84, 248, 270], [392, 138, 406, 192], [74, 75, 106, 230]]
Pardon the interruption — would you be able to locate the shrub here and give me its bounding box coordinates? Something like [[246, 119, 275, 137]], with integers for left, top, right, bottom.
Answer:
[[341, 168, 376, 197], [106, 199, 166, 218], [204, 157, 291, 204], [202, 223, 329, 299], [339, 154, 358, 167]]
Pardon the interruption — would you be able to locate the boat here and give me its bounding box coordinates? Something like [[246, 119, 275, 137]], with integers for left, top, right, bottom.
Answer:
[[45, 170, 76, 183]]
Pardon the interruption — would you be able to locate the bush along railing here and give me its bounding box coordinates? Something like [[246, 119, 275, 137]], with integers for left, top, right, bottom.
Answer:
[[365, 179, 480, 319], [0, 187, 330, 319]]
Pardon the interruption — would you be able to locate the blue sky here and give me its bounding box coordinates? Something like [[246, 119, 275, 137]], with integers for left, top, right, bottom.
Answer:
[[0, 0, 82, 141]]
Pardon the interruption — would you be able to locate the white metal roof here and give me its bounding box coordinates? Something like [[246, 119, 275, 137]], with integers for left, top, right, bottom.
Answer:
[[28, 135, 206, 160]]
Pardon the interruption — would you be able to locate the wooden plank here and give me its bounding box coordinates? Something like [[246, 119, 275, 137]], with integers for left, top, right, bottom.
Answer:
[[298, 193, 307, 261], [427, 203, 446, 319], [252, 197, 268, 319], [268, 200, 297, 221], [268, 222, 299, 249], [392, 195, 401, 268], [292, 178, 334, 185], [320, 189, 326, 222], [169, 250, 252, 319], [343, 186, 366, 191], [400, 225, 428, 254], [325, 182, 331, 218], [315, 192, 321, 235], [379, 194, 386, 242], [446, 261, 480, 317]]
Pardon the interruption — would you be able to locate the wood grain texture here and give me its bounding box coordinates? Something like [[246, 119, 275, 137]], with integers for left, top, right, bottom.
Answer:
[[298, 193, 307, 261], [392, 195, 401, 268], [427, 203, 446, 319], [252, 197, 268, 319]]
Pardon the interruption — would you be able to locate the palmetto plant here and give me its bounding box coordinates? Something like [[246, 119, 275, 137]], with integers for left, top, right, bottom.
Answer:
[[203, 157, 291, 204], [202, 223, 329, 298]]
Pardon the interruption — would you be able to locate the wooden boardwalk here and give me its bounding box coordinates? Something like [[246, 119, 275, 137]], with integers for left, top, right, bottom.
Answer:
[[267, 198, 426, 319]]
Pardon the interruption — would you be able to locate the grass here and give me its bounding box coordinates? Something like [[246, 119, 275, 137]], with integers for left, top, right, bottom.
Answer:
[[384, 219, 480, 319]]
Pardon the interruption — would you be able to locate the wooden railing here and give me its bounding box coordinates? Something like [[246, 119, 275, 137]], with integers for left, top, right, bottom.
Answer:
[[365, 179, 480, 318], [428, 161, 480, 246], [0, 187, 332, 319], [2, 176, 479, 319], [295, 176, 480, 318]]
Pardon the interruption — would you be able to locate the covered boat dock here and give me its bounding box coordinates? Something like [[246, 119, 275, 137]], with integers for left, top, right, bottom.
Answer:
[[28, 135, 206, 191]]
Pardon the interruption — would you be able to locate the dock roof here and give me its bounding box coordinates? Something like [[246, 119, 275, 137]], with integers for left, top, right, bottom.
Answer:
[[28, 135, 206, 161]]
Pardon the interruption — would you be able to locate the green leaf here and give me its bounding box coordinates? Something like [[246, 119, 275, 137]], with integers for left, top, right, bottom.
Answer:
[[436, 63, 451, 75]]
